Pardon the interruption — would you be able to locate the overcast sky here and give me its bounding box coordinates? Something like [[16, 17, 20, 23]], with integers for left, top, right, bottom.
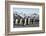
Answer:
[[13, 8, 39, 16]]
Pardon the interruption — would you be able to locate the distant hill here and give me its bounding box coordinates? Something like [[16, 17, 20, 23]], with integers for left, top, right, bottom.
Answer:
[[13, 12, 39, 20]]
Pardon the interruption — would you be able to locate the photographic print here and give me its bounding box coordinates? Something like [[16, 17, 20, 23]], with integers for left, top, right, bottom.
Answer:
[[10, 5, 43, 32], [13, 8, 39, 28]]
